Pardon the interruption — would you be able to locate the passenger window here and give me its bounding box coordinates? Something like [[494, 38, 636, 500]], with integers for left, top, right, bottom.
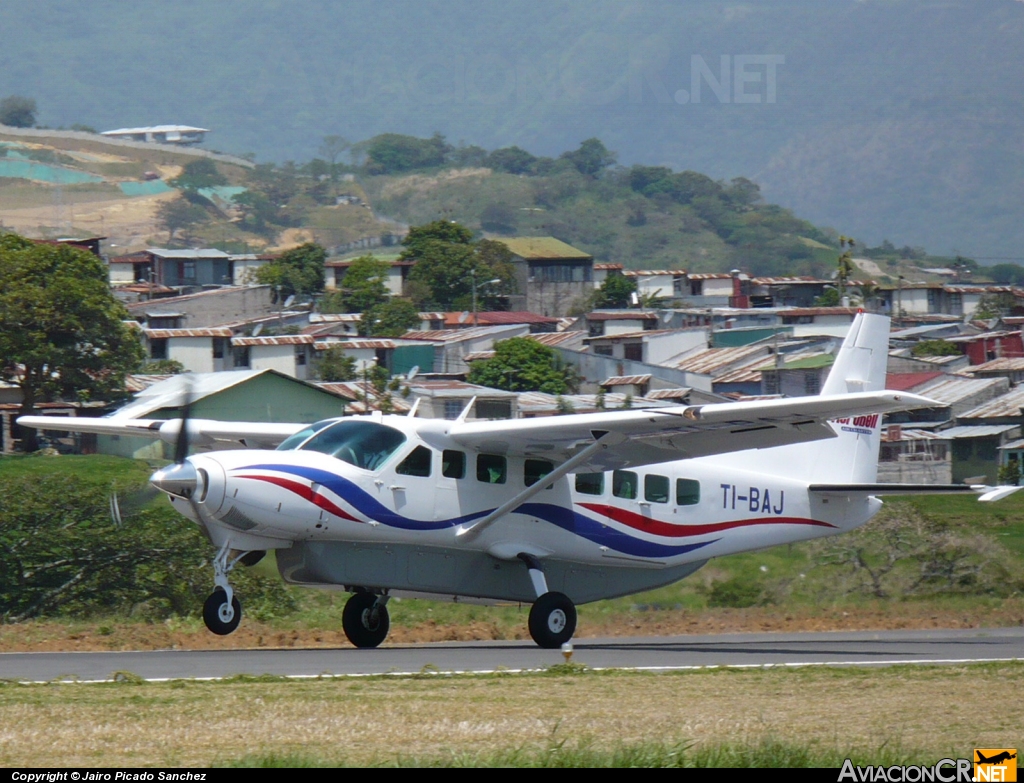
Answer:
[[395, 446, 432, 477], [645, 474, 669, 503], [476, 454, 507, 484], [612, 470, 638, 500], [676, 478, 701, 506], [524, 459, 554, 488], [575, 472, 604, 496], [442, 449, 466, 479]]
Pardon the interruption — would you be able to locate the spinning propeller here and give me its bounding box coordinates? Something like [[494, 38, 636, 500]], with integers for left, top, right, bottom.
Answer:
[[110, 376, 200, 524]]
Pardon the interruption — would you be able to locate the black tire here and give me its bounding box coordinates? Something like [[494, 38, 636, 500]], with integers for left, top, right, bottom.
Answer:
[[203, 588, 241, 635], [239, 550, 266, 567], [342, 592, 390, 648], [528, 591, 577, 649]]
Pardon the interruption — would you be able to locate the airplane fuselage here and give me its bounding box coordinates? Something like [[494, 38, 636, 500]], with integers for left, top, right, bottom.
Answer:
[[171, 414, 882, 605]]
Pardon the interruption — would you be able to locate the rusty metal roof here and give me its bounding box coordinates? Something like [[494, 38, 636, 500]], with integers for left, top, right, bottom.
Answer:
[[969, 357, 1024, 373], [623, 269, 687, 277], [686, 273, 733, 280], [960, 386, 1024, 419], [313, 339, 396, 351], [463, 351, 495, 361], [601, 374, 652, 387], [593, 263, 624, 270], [674, 345, 768, 376], [587, 311, 658, 321], [585, 329, 682, 342], [529, 331, 585, 347], [442, 311, 560, 327], [144, 328, 233, 338], [231, 335, 316, 346]]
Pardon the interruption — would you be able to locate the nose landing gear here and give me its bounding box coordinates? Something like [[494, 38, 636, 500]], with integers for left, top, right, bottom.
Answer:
[[201, 543, 249, 636]]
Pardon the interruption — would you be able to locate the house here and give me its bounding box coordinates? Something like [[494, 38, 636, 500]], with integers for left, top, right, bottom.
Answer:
[[592, 263, 623, 288], [100, 125, 209, 145], [142, 327, 233, 373], [110, 248, 280, 290], [759, 352, 835, 396], [313, 338, 436, 377], [680, 273, 736, 306], [441, 311, 560, 333], [406, 379, 519, 420], [325, 257, 413, 296], [584, 328, 706, 365], [623, 270, 688, 302], [93, 370, 348, 459], [125, 286, 286, 329], [495, 237, 594, 317], [230, 335, 317, 380], [400, 324, 530, 374], [583, 311, 660, 337]]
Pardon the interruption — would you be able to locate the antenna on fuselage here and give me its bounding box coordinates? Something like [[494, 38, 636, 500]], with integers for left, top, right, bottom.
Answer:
[[407, 398, 421, 417]]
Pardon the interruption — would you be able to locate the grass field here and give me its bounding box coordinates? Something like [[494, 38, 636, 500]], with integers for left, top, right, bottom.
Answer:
[[0, 663, 1018, 767]]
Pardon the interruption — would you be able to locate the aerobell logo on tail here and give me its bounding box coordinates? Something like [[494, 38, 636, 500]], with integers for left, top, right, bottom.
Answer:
[[833, 414, 880, 436], [974, 749, 1017, 782]]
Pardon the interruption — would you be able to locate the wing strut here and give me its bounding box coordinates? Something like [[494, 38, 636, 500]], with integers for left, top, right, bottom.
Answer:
[[456, 430, 627, 541]]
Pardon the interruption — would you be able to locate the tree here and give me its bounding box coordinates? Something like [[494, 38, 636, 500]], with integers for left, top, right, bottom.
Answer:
[[402, 222, 517, 310], [314, 345, 357, 382], [319, 135, 351, 177], [155, 196, 208, 242], [468, 338, 580, 394], [363, 132, 451, 174], [171, 158, 227, 191], [486, 146, 537, 174], [0, 95, 37, 127], [255, 242, 326, 302], [594, 274, 638, 308], [0, 234, 145, 451], [911, 339, 961, 358], [560, 138, 616, 177], [320, 255, 390, 313], [361, 298, 420, 337]]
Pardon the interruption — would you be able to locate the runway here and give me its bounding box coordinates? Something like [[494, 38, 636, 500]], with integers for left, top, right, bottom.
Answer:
[[1, 626, 1021, 682]]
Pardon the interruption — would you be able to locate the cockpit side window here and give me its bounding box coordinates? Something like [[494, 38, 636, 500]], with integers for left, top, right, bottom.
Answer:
[[275, 419, 335, 451], [396, 445, 432, 477], [298, 420, 407, 470]]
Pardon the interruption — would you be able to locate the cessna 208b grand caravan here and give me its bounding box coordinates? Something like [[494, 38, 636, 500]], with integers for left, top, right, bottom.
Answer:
[[19, 314, 1019, 648]]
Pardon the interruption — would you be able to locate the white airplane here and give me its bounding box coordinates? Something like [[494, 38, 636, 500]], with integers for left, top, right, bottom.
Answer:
[[18, 314, 1018, 648]]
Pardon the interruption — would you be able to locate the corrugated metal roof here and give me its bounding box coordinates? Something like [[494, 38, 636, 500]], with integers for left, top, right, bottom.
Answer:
[[144, 328, 233, 338], [400, 325, 519, 342], [443, 311, 560, 327], [602, 374, 652, 386], [530, 331, 585, 347], [780, 307, 859, 317], [623, 269, 687, 277], [103, 125, 209, 135], [463, 351, 495, 361], [645, 388, 693, 399], [960, 387, 1024, 419], [231, 335, 315, 346], [516, 392, 673, 413], [497, 237, 592, 260], [124, 374, 174, 393], [913, 375, 1002, 405], [145, 248, 231, 259], [310, 313, 363, 323], [970, 357, 1024, 372], [585, 329, 680, 341], [886, 372, 944, 391], [934, 425, 1019, 438], [587, 311, 658, 321], [686, 273, 733, 280], [674, 345, 768, 375], [593, 263, 624, 270], [313, 339, 396, 351]]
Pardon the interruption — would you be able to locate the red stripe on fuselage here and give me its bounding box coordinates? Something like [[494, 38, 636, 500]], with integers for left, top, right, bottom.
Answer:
[[235, 474, 361, 522], [576, 503, 835, 538]]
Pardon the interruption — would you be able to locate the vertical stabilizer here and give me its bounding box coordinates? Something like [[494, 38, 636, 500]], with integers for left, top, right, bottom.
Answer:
[[810, 312, 889, 483]]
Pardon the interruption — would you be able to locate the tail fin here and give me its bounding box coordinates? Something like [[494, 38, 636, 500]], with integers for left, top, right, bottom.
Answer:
[[808, 312, 890, 483]]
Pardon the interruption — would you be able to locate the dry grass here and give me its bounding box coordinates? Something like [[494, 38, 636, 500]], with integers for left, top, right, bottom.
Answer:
[[0, 664, 1019, 767]]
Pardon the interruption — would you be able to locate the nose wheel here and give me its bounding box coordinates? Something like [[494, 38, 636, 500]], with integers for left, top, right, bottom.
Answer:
[[342, 592, 390, 648], [203, 587, 242, 635]]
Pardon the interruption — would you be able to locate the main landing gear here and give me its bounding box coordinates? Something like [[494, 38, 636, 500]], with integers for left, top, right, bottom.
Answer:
[[201, 545, 265, 636], [519, 553, 577, 648], [342, 591, 390, 648]]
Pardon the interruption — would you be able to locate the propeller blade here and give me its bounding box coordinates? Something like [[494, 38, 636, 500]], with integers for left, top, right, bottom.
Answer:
[[109, 484, 162, 525], [173, 375, 195, 465]]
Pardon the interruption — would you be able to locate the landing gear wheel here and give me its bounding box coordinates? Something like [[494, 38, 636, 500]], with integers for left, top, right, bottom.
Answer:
[[342, 592, 390, 648], [203, 588, 242, 635], [528, 591, 577, 649]]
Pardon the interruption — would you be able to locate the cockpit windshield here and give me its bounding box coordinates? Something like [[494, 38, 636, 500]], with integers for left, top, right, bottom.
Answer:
[[297, 420, 407, 471], [275, 419, 336, 451]]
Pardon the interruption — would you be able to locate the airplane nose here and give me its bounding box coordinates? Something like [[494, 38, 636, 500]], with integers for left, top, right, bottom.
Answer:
[[150, 461, 200, 499]]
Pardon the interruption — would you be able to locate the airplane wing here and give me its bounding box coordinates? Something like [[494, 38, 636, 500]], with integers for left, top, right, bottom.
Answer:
[[16, 415, 304, 449], [442, 390, 939, 473]]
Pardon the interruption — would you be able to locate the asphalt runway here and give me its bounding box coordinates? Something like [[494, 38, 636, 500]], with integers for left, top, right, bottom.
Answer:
[[1, 627, 1021, 682]]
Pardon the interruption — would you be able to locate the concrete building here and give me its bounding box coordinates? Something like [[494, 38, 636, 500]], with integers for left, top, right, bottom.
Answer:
[[230, 335, 317, 380], [125, 286, 285, 330], [142, 327, 233, 373], [325, 257, 412, 296], [584, 328, 707, 365], [496, 237, 594, 317], [101, 125, 209, 145], [406, 380, 519, 421]]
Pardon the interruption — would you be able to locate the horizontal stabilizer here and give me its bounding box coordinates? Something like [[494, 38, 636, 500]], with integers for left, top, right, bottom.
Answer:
[[809, 483, 1024, 502]]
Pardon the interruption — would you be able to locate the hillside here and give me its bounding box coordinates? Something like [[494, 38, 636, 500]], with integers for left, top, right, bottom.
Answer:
[[1, 1, 1021, 257]]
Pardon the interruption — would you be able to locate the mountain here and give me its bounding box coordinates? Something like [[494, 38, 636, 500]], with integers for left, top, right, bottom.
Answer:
[[0, 1, 1022, 257]]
